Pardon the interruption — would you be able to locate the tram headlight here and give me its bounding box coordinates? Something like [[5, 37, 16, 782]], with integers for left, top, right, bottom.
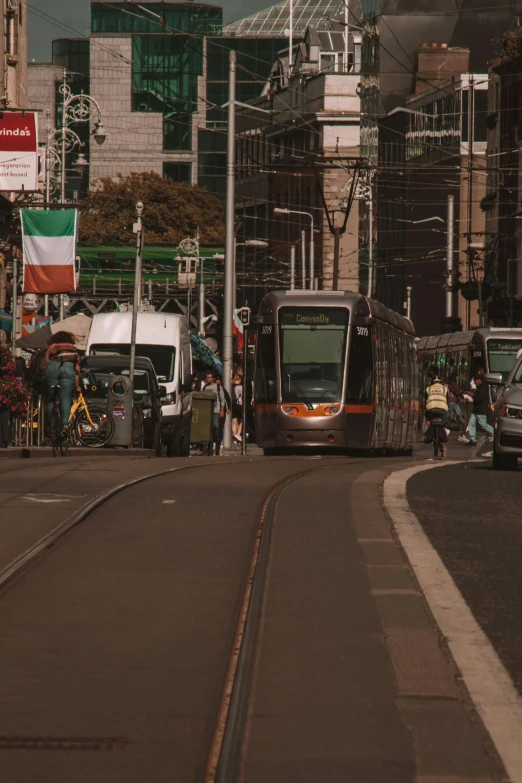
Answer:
[[324, 406, 340, 415], [282, 405, 299, 415]]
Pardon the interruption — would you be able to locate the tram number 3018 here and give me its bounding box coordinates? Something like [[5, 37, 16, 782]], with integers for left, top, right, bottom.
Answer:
[[356, 327, 369, 337]]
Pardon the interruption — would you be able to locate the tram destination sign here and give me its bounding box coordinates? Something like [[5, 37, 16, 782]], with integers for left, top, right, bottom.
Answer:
[[280, 308, 348, 326]]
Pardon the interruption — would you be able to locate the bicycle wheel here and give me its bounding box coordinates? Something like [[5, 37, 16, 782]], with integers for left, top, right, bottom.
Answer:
[[433, 425, 440, 459], [60, 425, 70, 457], [50, 403, 62, 457], [74, 406, 115, 448]]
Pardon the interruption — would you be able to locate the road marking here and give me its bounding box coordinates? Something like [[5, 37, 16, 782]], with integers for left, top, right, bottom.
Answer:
[[22, 494, 81, 504], [383, 462, 522, 783], [162, 499, 176, 504]]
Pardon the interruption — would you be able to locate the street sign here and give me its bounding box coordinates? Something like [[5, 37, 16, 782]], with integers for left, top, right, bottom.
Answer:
[[237, 306, 251, 326]]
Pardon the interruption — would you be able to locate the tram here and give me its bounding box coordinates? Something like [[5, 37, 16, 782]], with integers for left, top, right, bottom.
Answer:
[[416, 328, 522, 398], [254, 290, 418, 453]]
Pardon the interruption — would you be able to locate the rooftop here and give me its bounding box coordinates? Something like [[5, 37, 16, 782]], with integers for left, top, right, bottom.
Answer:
[[223, 0, 344, 37]]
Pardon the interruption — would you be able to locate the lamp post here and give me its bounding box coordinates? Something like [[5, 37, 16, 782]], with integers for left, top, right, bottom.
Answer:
[[129, 201, 144, 390], [45, 70, 106, 205], [274, 207, 314, 289]]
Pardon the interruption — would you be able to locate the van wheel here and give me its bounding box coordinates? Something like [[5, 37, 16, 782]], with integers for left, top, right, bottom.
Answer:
[[166, 429, 181, 457], [492, 448, 518, 471]]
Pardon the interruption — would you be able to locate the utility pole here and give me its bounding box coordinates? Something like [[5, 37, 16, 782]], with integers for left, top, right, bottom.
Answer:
[[223, 49, 236, 450], [332, 225, 341, 291], [288, 0, 293, 75], [446, 194, 454, 318], [290, 244, 296, 290], [129, 201, 144, 389], [309, 221, 314, 290], [301, 229, 306, 289], [368, 192, 374, 298], [10, 257, 17, 354]]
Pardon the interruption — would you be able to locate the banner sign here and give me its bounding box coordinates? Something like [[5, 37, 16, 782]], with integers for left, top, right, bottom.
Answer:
[[0, 112, 39, 191], [22, 209, 78, 294]]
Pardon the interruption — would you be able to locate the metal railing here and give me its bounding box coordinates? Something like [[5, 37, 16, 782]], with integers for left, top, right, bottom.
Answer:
[[11, 394, 45, 447]]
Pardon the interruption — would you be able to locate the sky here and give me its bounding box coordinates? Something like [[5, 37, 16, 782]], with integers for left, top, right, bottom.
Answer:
[[28, 0, 272, 62]]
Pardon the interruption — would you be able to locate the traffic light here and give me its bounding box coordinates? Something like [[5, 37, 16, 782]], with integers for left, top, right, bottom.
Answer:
[[237, 307, 251, 326]]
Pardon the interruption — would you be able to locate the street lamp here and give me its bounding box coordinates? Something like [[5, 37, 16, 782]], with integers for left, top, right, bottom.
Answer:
[[274, 207, 315, 289], [45, 70, 107, 205]]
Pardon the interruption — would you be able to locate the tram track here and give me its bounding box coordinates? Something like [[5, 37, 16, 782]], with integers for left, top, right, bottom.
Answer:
[[0, 457, 260, 596], [0, 455, 376, 781], [202, 459, 361, 783]]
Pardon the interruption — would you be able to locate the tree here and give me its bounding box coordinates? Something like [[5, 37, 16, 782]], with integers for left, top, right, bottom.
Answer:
[[79, 172, 224, 245]]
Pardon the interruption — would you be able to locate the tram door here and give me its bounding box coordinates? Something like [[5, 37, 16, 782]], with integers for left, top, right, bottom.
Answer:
[[254, 324, 278, 446], [346, 324, 374, 448]]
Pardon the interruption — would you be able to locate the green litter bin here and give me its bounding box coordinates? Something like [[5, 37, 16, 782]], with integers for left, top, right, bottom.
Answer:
[[190, 392, 216, 455]]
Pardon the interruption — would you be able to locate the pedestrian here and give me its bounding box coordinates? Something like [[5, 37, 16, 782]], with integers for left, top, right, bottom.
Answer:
[[231, 371, 243, 444], [202, 369, 225, 455], [461, 374, 494, 446], [447, 371, 466, 437]]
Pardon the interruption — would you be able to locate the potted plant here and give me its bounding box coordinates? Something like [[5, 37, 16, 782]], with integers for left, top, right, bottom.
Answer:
[[0, 344, 30, 448]]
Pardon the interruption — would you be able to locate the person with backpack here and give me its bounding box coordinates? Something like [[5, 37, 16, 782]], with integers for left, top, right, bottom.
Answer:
[[44, 331, 81, 429]]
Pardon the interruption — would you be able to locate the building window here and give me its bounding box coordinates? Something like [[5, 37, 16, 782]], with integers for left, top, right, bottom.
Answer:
[[320, 54, 336, 72], [163, 162, 192, 184]]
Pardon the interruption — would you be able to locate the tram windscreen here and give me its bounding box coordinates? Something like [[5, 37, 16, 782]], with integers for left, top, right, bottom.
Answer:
[[279, 308, 348, 403], [487, 339, 522, 381]]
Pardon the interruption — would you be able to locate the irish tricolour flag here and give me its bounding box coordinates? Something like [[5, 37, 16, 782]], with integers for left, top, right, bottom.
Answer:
[[22, 209, 78, 294]]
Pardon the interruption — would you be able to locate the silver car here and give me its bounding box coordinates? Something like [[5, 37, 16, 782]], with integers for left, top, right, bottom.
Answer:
[[485, 358, 522, 470]]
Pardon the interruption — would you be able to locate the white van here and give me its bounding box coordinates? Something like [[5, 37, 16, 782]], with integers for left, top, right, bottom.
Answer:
[[87, 312, 192, 456]]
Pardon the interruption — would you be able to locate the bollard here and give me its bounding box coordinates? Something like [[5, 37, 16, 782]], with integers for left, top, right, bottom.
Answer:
[[29, 393, 34, 447]]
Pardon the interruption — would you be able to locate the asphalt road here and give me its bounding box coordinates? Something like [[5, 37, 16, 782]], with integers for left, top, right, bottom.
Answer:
[[408, 461, 522, 697], [0, 450, 504, 782]]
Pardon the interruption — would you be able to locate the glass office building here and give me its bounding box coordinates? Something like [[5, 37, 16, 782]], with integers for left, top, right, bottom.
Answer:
[[45, 1, 344, 197]]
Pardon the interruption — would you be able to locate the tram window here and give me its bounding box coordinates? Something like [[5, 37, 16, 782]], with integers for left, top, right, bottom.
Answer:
[[255, 327, 277, 403], [279, 307, 348, 403], [347, 327, 373, 403]]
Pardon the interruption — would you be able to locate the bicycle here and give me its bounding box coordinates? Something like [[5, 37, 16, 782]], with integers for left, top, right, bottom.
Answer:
[[68, 389, 115, 448], [430, 416, 446, 460], [48, 388, 115, 452]]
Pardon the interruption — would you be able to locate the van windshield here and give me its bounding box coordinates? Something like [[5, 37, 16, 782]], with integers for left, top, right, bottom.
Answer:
[[90, 343, 176, 382]]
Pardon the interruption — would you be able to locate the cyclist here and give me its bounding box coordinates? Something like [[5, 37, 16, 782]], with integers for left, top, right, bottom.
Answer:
[[44, 331, 81, 431], [424, 366, 449, 457]]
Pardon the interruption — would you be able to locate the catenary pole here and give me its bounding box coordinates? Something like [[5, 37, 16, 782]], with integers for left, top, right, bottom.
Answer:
[[290, 244, 296, 290], [129, 201, 144, 390], [301, 229, 306, 289], [223, 49, 236, 450], [368, 191, 374, 298], [309, 216, 314, 290], [446, 194, 454, 318]]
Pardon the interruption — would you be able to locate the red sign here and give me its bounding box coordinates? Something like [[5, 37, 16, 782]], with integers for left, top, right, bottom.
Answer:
[[0, 112, 38, 191]]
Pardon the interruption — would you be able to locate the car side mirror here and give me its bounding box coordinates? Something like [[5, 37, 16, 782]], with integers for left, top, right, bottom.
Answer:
[[484, 373, 503, 385], [158, 385, 167, 397]]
